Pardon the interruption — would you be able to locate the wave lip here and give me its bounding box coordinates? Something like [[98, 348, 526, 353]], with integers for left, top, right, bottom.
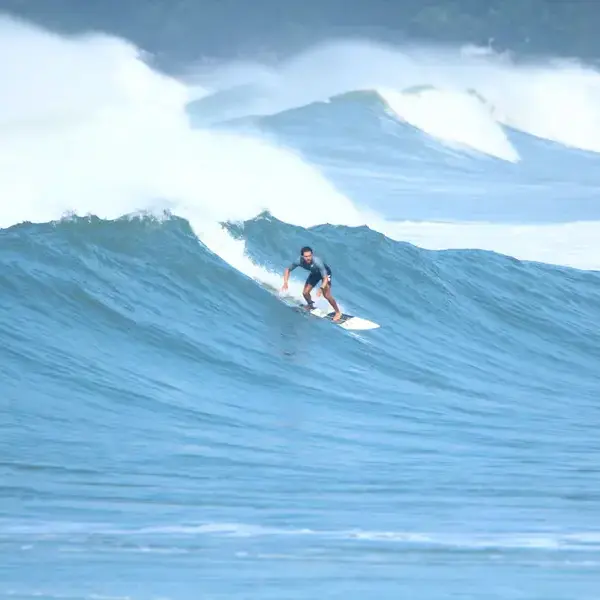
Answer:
[[379, 87, 519, 162]]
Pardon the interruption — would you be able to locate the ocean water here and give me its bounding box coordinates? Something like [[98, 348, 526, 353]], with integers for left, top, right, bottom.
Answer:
[[2, 16, 600, 600]]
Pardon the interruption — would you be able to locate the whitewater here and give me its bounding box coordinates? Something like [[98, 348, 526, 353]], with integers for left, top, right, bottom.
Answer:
[[3, 17, 600, 270], [2, 15, 600, 600]]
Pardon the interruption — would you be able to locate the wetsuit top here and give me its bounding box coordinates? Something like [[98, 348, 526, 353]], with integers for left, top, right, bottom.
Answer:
[[288, 255, 330, 278]]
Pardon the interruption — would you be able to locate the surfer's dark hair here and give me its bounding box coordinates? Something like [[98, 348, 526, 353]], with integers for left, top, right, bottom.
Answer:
[[301, 246, 313, 254]]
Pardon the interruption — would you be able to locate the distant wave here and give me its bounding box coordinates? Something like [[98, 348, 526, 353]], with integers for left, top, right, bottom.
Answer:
[[184, 39, 600, 155]]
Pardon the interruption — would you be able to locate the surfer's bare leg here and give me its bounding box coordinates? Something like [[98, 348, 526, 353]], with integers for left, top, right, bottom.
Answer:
[[302, 283, 315, 308], [321, 284, 342, 321]]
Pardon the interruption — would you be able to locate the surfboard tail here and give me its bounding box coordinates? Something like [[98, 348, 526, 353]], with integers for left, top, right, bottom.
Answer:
[[310, 308, 380, 330]]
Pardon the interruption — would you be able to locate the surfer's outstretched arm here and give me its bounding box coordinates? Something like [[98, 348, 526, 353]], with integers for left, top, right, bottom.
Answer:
[[282, 261, 299, 292]]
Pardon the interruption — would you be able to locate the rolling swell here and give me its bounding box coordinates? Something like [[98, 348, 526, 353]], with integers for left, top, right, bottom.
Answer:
[[2, 213, 600, 580]]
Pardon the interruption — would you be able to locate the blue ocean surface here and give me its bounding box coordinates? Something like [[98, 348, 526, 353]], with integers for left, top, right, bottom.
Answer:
[[2, 14, 600, 600]]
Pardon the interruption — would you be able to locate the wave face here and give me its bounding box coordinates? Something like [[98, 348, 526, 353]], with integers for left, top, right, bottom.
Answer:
[[2, 17, 600, 600]]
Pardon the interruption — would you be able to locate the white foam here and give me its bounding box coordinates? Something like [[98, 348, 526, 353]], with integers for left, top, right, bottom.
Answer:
[[379, 87, 519, 162], [377, 219, 600, 271], [1, 17, 600, 276], [6, 519, 600, 551], [0, 17, 359, 294], [472, 60, 600, 153]]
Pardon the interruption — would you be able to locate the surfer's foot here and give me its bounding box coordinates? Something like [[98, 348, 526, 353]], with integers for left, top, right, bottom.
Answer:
[[332, 311, 342, 321], [304, 302, 315, 310]]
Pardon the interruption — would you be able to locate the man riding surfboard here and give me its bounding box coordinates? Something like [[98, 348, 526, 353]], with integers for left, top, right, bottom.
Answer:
[[281, 246, 342, 322]]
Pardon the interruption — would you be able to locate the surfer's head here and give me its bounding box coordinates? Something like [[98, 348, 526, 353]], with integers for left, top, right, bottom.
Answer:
[[301, 246, 313, 263]]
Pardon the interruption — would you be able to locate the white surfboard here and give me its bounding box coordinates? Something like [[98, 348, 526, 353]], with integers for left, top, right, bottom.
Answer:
[[305, 307, 380, 331], [259, 281, 380, 331]]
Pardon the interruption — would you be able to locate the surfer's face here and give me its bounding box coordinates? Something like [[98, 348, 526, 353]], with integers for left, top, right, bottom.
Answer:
[[302, 251, 313, 263]]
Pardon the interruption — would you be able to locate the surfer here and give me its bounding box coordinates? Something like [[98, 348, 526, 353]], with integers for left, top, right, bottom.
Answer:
[[281, 246, 342, 321]]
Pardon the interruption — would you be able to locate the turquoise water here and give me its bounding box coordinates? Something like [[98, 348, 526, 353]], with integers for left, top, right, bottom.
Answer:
[[3, 213, 600, 599], [2, 16, 600, 600]]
